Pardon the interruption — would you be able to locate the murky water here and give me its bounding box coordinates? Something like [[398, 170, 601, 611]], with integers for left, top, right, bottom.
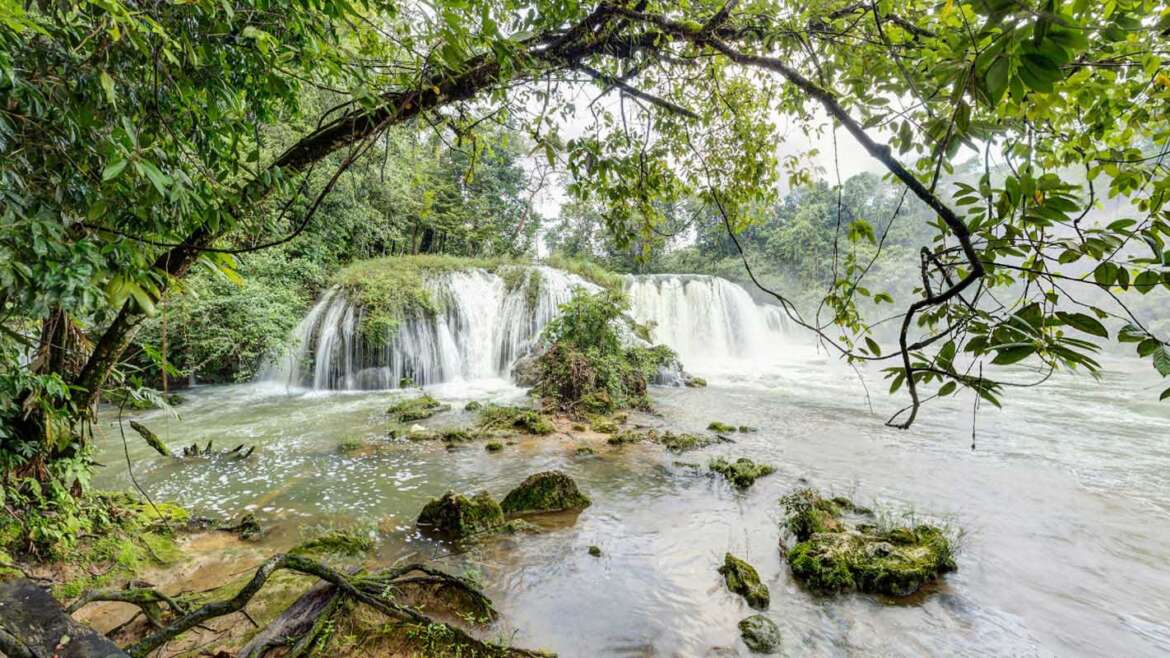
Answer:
[[95, 342, 1170, 657]]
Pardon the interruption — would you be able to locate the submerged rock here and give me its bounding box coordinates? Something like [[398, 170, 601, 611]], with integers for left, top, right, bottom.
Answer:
[[707, 421, 737, 433], [388, 394, 451, 422], [738, 614, 781, 654], [659, 430, 724, 452], [718, 553, 770, 610], [485, 441, 503, 452], [417, 491, 505, 539], [476, 404, 554, 435], [709, 457, 775, 489], [501, 471, 592, 515], [781, 489, 956, 596]]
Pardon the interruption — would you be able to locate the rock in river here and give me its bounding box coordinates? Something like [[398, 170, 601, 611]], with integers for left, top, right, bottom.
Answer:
[[417, 491, 505, 539], [501, 470, 592, 515], [738, 614, 781, 654], [718, 553, 769, 610]]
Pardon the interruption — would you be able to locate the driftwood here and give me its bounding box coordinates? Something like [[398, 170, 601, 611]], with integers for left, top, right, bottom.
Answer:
[[0, 578, 129, 658], [128, 421, 170, 457], [127, 422, 256, 461]]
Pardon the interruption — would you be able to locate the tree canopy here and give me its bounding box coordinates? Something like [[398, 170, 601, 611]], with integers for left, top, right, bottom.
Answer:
[[4, 0, 1170, 491]]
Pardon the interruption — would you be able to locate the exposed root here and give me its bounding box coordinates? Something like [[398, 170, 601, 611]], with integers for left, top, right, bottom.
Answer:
[[77, 554, 543, 657]]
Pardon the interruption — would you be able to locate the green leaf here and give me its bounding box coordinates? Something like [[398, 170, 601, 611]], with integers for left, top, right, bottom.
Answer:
[[983, 56, 1009, 105], [1093, 262, 1118, 286], [938, 381, 957, 397], [992, 344, 1036, 365], [1056, 311, 1108, 338], [1154, 346, 1170, 377], [1160, 387, 1170, 402], [99, 70, 116, 105], [1134, 269, 1160, 294], [102, 159, 128, 182], [865, 336, 881, 356]]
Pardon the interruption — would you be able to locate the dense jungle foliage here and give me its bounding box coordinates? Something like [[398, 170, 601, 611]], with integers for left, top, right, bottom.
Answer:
[[3, 0, 1170, 545]]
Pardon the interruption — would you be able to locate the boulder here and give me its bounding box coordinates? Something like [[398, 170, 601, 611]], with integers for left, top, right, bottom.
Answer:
[[738, 614, 781, 654], [500, 471, 592, 515], [718, 553, 769, 610], [510, 350, 542, 387], [417, 491, 505, 539], [0, 578, 130, 657]]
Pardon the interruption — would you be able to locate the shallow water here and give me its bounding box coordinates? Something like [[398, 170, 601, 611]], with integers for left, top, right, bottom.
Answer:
[[96, 342, 1170, 657]]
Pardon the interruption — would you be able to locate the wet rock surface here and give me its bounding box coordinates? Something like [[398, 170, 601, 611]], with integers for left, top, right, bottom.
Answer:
[[718, 553, 770, 610], [738, 614, 781, 654], [500, 471, 592, 515]]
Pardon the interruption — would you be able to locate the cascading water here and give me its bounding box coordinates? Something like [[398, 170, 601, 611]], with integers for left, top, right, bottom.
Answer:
[[623, 274, 789, 373], [262, 266, 594, 390]]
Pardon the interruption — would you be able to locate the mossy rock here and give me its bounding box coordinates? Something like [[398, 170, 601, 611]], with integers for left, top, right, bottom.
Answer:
[[464, 400, 483, 411], [707, 421, 737, 433], [607, 429, 649, 445], [658, 430, 719, 453], [388, 394, 451, 422], [781, 489, 956, 596], [738, 614, 781, 654], [685, 376, 707, 388], [485, 441, 503, 452], [500, 471, 592, 516], [709, 457, 775, 489], [587, 545, 602, 557], [417, 491, 505, 539], [738, 425, 757, 433], [477, 404, 554, 435], [780, 489, 847, 541], [590, 416, 619, 434], [719, 553, 769, 610], [575, 446, 595, 456], [787, 525, 956, 596]]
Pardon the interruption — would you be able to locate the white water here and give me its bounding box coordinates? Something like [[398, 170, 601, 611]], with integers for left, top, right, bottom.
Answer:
[[624, 274, 789, 377], [262, 266, 595, 390], [264, 268, 791, 390]]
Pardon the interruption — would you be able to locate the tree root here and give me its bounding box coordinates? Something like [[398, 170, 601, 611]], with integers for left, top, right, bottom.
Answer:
[[68, 554, 544, 657]]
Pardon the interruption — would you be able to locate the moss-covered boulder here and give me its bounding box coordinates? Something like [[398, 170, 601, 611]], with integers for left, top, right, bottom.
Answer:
[[738, 614, 781, 654], [476, 404, 554, 435], [388, 394, 451, 422], [781, 489, 956, 596], [707, 421, 737, 433], [500, 471, 592, 515], [417, 491, 505, 539], [718, 553, 769, 610], [659, 430, 722, 452], [709, 457, 775, 489]]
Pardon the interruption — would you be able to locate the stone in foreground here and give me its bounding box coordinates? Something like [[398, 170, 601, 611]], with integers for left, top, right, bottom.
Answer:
[[718, 553, 770, 610], [501, 470, 592, 515], [417, 491, 505, 539], [738, 614, 781, 654]]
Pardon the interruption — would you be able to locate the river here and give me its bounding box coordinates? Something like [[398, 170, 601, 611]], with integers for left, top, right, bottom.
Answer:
[[95, 337, 1170, 657]]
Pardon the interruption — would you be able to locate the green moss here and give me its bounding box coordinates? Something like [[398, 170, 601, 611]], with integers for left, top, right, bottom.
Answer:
[[417, 491, 506, 539], [571, 423, 587, 431], [587, 545, 602, 557], [388, 393, 451, 422], [500, 471, 592, 515], [485, 441, 504, 452], [525, 268, 544, 308], [707, 421, 737, 433], [607, 429, 648, 445], [685, 376, 707, 388], [575, 446, 595, 455], [476, 404, 554, 435], [543, 254, 623, 290], [338, 437, 364, 454], [738, 614, 782, 654], [719, 553, 770, 610], [291, 529, 374, 557], [782, 489, 957, 597], [590, 416, 619, 433], [658, 431, 718, 452], [464, 400, 483, 411], [334, 255, 524, 345], [709, 457, 775, 489], [739, 425, 757, 433]]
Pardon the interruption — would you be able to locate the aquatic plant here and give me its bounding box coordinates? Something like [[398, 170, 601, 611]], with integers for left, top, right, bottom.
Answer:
[[709, 457, 776, 489]]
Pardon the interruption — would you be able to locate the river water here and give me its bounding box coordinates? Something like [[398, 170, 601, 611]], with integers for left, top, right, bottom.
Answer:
[[95, 339, 1170, 657]]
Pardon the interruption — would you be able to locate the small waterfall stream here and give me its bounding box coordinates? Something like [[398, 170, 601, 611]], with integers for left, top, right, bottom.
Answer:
[[263, 267, 789, 390], [262, 266, 594, 390], [623, 274, 788, 368]]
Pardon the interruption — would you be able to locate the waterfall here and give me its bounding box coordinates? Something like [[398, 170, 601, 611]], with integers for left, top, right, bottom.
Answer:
[[262, 266, 594, 390], [623, 274, 788, 370]]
